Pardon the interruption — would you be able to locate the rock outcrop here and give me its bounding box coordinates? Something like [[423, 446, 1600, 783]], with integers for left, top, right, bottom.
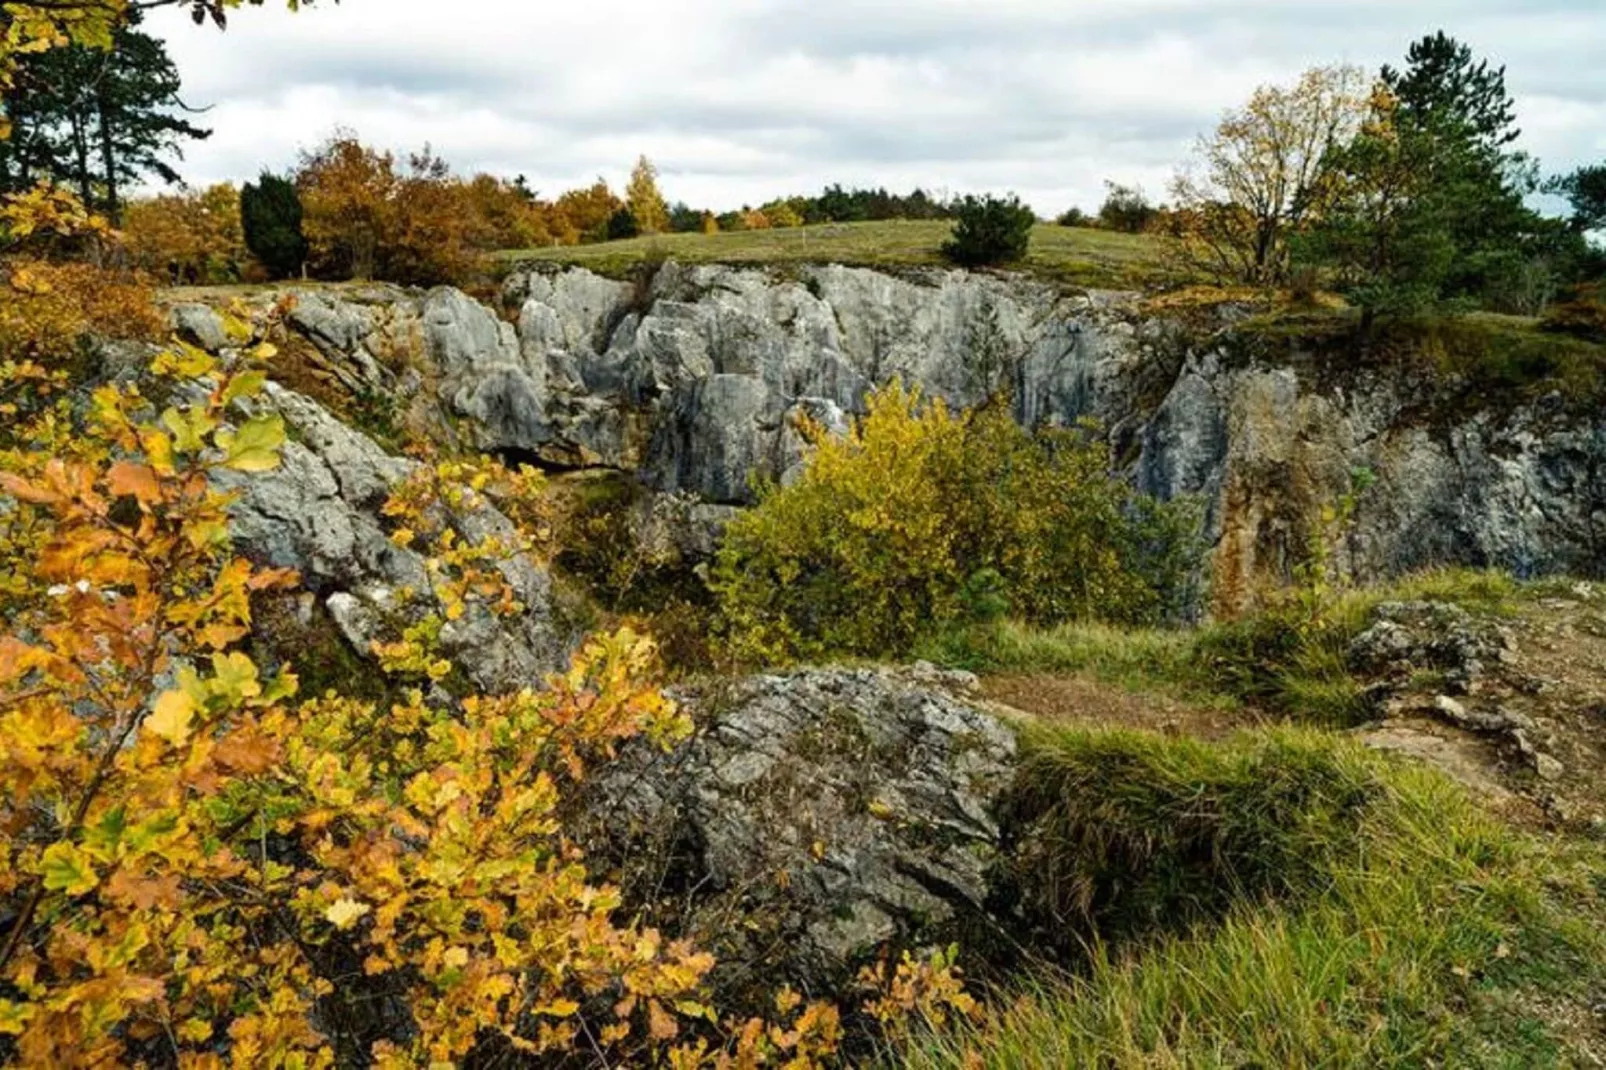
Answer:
[[214, 381, 570, 691], [179, 262, 1606, 611], [586, 665, 1016, 994]]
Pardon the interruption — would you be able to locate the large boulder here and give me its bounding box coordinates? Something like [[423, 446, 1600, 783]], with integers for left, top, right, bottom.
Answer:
[[587, 665, 1017, 997]]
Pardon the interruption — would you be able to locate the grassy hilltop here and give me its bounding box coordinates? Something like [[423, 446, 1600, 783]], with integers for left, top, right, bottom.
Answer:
[[501, 219, 1163, 289]]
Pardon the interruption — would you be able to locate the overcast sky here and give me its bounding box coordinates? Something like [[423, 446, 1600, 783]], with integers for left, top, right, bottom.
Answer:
[[146, 0, 1606, 215]]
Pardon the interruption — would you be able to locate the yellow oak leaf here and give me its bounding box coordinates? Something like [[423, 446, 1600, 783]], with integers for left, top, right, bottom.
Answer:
[[145, 689, 195, 746], [325, 897, 370, 930]]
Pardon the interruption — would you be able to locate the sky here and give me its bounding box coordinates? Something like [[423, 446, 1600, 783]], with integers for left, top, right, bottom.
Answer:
[[146, 0, 1606, 216]]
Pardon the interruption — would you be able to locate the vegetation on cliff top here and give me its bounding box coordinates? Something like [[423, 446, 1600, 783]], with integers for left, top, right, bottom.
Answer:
[[501, 218, 1163, 289]]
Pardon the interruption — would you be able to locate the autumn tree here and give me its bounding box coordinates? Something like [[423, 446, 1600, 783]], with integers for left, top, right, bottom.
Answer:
[[121, 181, 248, 283], [626, 154, 670, 235], [760, 198, 805, 228], [1169, 64, 1368, 286], [553, 178, 621, 244], [240, 170, 307, 279], [295, 134, 396, 280]]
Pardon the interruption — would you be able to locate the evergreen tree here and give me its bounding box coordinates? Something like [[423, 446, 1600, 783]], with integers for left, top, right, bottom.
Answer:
[[240, 171, 307, 279], [942, 194, 1035, 267], [0, 11, 207, 218], [1551, 164, 1606, 235], [1382, 31, 1520, 153], [1377, 32, 1552, 308]]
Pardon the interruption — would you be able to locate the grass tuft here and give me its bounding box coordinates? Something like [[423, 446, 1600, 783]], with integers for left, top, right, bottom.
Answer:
[[904, 726, 1606, 1069], [925, 568, 1520, 725]]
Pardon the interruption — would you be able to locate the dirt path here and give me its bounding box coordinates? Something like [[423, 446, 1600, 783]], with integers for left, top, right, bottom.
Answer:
[[978, 674, 1262, 740]]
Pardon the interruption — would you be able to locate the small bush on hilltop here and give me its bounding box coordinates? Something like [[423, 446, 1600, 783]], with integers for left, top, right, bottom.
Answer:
[[1097, 182, 1158, 234], [942, 194, 1036, 267], [710, 382, 1199, 665]]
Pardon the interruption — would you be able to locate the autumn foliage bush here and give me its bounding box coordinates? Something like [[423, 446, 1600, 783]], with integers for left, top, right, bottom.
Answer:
[[0, 301, 976, 1064], [294, 136, 569, 286], [0, 259, 163, 367], [711, 383, 1200, 665]]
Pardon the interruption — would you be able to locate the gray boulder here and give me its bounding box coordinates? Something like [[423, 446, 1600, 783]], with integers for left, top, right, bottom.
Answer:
[[589, 665, 1016, 993], [169, 303, 230, 352]]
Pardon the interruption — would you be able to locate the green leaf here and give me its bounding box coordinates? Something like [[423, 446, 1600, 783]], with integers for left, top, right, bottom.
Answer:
[[215, 413, 285, 473], [39, 841, 98, 897], [209, 651, 263, 704], [221, 369, 268, 407]]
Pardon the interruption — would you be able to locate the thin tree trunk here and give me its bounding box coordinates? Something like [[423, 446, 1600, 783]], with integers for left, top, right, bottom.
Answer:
[[95, 83, 120, 223], [70, 112, 93, 208]]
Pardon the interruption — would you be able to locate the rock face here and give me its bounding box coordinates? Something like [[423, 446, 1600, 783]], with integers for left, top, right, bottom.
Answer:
[[588, 665, 1016, 994], [181, 263, 1606, 609], [214, 381, 570, 691]]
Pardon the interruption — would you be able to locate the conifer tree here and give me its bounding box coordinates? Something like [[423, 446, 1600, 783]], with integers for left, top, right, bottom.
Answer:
[[240, 171, 307, 279]]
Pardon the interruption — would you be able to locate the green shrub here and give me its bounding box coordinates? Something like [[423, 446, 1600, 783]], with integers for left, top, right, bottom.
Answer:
[[1096, 182, 1157, 234], [606, 206, 640, 241], [942, 194, 1036, 267], [710, 383, 1199, 664]]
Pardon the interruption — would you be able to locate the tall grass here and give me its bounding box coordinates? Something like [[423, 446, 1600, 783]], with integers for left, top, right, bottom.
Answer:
[[901, 724, 1605, 1069]]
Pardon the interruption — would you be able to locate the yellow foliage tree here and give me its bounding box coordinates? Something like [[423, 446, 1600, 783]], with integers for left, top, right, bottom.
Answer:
[[711, 382, 1194, 664], [626, 155, 671, 235], [1169, 64, 1368, 286], [122, 183, 249, 284], [296, 135, 398, 280], [760, 199, 804, 228]]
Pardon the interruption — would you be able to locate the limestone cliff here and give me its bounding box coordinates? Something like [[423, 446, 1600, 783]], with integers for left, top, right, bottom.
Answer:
[[168, 261, 1606, 614]]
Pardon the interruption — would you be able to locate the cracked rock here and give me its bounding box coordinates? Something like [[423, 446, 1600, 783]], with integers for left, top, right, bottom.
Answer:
[[585, 666, 1017, 995]]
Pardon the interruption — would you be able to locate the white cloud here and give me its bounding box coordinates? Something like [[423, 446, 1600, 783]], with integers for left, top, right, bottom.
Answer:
[[145, 0, 1606, 214]]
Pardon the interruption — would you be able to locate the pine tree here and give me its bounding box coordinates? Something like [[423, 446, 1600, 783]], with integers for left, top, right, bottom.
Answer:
[[625, 155, 669, 235], [0, 11, 207, 219], [240, 171, 307, 279]]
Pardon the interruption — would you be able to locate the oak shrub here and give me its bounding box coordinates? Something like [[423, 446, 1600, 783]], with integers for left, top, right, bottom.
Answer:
[[0, 320, 973, 1065], [711, 383, 1200, 665]]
